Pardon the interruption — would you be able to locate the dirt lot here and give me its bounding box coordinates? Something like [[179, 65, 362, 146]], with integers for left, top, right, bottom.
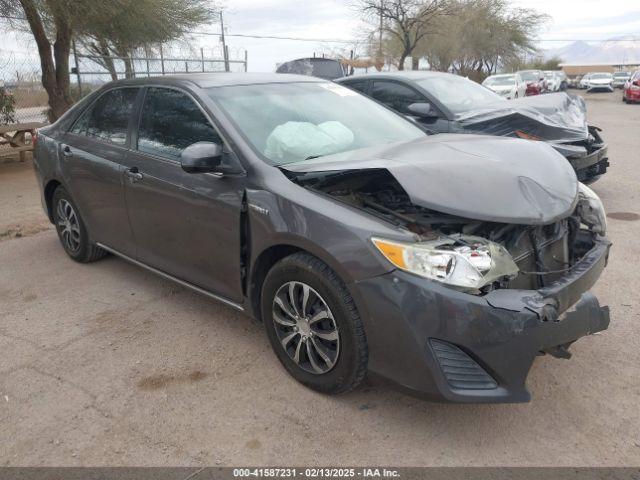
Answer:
[[1, 90, 639, 467]]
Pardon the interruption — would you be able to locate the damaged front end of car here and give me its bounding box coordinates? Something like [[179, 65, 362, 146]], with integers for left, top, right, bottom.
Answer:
[[456, 93, 610, 182], [287, 166, 607, 295], [281, 136, 611, 402]]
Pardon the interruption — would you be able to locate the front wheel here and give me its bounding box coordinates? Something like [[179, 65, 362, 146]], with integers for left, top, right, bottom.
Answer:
[[52, 186, 107, 263], [261, 253, 368, 394]]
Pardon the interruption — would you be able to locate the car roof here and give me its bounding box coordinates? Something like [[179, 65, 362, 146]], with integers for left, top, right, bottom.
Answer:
[[337, 70, 455, 82], [101, 72, 323, 89]]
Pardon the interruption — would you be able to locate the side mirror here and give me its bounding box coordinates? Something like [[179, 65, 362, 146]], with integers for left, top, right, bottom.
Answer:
[[181, 142, 223, 174], [407, 102, 437, 119]]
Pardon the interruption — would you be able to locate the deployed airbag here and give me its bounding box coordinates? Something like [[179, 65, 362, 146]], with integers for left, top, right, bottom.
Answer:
[[265, 121, 354, 163]]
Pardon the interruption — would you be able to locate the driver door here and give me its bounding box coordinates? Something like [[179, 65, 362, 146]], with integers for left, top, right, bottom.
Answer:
[[123, 86, 245, 302], [369, 80, 451, 132]]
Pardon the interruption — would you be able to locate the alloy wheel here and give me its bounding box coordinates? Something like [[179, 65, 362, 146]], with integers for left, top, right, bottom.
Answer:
[[272, 281, 340, 374], [56, 199, 81, 253]]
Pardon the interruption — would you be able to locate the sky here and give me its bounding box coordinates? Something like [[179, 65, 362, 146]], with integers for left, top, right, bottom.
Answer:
[[1, 0, 639, 72], [217, 0, 640, 71]]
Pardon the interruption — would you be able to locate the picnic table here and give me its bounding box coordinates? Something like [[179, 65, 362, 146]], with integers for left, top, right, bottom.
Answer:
[[0, 122, 46, 161]]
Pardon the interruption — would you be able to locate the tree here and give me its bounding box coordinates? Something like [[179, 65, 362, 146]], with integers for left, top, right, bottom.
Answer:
[[355, 0, 452, 70], [416, 0, 547, 80], [77, 0, 216, 80], [0, 0, 216, 121], [1, 0, 78, 120]]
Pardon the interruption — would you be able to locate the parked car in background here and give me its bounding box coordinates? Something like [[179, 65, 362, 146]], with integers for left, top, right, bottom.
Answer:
[[517, 70, 546, 95], [337, 71, 609, 182], [567, 75, 582, 89], [579, 73, 594, 89], [557, 71, 569, 90], [544, 71, 560, 92], [33, 73, 611, 403], [481, 73, 526, 99], [587, 72, 614, 92], [276, 57, 347, 80], [613, 71, 631, 89], [623, 70, 640, 103]]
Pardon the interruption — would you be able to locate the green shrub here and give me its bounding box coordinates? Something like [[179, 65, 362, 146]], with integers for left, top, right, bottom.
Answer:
[[0, 87, 16, 124]]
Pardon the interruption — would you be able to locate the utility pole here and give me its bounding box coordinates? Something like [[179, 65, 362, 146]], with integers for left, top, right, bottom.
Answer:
[[220, 11, 230, 72], [378, 0, 384, 59]]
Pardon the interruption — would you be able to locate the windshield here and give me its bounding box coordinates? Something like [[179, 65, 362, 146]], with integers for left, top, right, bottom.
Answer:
[[613, 72, 629, 78], [207, 82, 425, 166], [484, 75, 515, 86], [519, 71, 539, 82], [415, 75, 502, 114], [591, 73, 612, 80]]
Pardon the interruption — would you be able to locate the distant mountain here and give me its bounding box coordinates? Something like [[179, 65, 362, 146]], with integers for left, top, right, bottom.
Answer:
[[543, 36, 640, 65]]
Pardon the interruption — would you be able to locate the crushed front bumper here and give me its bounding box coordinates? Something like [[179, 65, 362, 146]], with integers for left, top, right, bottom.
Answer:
[[560, 127, 609, 182], [352, 237, 611, 403]]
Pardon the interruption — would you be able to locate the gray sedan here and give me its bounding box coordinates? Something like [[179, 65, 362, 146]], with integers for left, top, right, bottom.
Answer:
[[33, 73, 610, 403]]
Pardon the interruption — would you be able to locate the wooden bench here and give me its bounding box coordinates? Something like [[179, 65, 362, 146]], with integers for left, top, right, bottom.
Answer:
[[0, 122, 47, 161]]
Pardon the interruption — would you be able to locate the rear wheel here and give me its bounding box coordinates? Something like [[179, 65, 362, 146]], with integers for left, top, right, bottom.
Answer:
[[52, 187, 107, 263], [261, 252, 368, 394]]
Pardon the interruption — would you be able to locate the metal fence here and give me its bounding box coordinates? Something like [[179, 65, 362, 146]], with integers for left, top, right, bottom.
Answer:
[[0, 45, 248, 125]]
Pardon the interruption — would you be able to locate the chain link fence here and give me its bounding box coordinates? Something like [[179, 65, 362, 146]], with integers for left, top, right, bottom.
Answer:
[[0, 43, 248, 126]]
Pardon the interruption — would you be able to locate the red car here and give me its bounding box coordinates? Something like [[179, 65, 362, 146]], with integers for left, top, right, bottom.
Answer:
[[517, 70, 546, 96], [623, 70, 640, 103]]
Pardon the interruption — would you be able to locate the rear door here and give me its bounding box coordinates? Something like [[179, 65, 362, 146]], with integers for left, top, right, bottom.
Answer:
[[123, 86, 245, 302], [62, 87, 140, 256]]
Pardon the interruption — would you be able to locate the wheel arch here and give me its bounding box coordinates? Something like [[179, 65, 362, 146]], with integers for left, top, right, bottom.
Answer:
[[247, 240, 356, 323], [43, 178, 63, 222]]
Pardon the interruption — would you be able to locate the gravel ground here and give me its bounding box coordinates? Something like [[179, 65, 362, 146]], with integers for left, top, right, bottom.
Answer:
[[1, 90, 639, 467]]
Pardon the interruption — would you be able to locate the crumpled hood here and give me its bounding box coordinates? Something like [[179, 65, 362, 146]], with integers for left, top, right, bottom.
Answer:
[[283, 134, 579, 225], [455, 92, 588, 143]]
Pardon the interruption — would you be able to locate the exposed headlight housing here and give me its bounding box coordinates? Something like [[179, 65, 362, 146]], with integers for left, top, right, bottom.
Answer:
[[576, 183, 607, 235], [372, 235, 519, 290]]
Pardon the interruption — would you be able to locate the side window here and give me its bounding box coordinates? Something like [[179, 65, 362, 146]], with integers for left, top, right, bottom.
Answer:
[[137, 87, 221, 159], [71, 88, 139, 145], [370, 81, 425, 115], [342, 80, 368, 94]]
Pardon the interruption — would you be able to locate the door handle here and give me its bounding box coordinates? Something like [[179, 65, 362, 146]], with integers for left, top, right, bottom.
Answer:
[[125, 167, 144, 183], [62, 145, 73, 157]]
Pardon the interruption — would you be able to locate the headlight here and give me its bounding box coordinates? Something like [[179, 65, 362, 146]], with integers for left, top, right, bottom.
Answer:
[[372, 235, 519, 290], [577, 183, 607, 235]]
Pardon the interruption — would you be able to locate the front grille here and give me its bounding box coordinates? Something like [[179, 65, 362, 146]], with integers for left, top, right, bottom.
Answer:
[[506, 221, 570, 290], [430, 339, 497, 390]]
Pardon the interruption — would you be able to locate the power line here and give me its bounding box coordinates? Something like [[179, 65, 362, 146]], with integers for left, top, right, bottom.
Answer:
[[189, 30, 640, 44], [537, 38, 640, 42], [188, 31, 357, 43], [4, 15, 640, 45]]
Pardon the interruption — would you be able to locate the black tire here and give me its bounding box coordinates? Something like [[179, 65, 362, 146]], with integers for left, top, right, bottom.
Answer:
[[261, 252, 368, 394], [52, 186, 107, 263]]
